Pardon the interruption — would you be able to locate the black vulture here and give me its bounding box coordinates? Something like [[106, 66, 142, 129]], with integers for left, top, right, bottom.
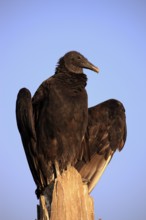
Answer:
[[16, 51, 100, 196], [16, 51, 126, 198]]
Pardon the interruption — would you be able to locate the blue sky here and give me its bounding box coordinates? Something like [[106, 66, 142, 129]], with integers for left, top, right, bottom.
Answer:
[[0, 1, 146, 220]]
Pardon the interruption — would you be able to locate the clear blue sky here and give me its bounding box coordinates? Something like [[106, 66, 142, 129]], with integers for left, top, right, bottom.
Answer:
[[0, 1, 146, 220]]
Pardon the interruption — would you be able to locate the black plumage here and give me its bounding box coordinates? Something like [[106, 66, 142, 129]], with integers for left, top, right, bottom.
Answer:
[[16, 51, 127, 197], [16, 51, 99, 195], [76, 99, 126, 192]]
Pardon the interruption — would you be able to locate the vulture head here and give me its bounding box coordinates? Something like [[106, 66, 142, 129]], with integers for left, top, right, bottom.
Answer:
[[56, 51, 99, 74]]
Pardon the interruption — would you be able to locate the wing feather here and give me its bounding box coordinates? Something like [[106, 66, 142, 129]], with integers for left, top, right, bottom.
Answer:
[[76, 99, 127, 193], [16, 88, 36, 141], [16, 88, 41, 187]]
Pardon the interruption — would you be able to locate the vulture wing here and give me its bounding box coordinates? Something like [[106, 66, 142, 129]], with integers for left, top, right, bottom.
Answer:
[[76, 99, 127, 193], [16, 88, 43, 189]]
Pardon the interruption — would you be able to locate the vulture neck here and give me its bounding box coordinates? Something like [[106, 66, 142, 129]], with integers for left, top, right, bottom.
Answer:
[[55, 60, 87, 90]]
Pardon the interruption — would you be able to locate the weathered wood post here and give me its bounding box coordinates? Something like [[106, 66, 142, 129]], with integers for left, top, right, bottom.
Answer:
[[37, 167, 94, 220]]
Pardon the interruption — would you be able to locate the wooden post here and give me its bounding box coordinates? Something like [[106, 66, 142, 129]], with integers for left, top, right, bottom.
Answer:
[[37, 167, 94, 220]]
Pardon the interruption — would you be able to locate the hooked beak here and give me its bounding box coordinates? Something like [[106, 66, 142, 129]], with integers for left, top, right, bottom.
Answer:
[[89, 64, 99, 73], [83, 60, 99, 73]]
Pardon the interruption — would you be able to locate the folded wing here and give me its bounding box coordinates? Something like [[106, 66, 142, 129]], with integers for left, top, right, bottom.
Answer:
[[16, 88, 43, 189]]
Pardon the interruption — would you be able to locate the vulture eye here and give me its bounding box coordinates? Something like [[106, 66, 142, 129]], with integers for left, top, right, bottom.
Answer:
[[77, 56, 81, 60]]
